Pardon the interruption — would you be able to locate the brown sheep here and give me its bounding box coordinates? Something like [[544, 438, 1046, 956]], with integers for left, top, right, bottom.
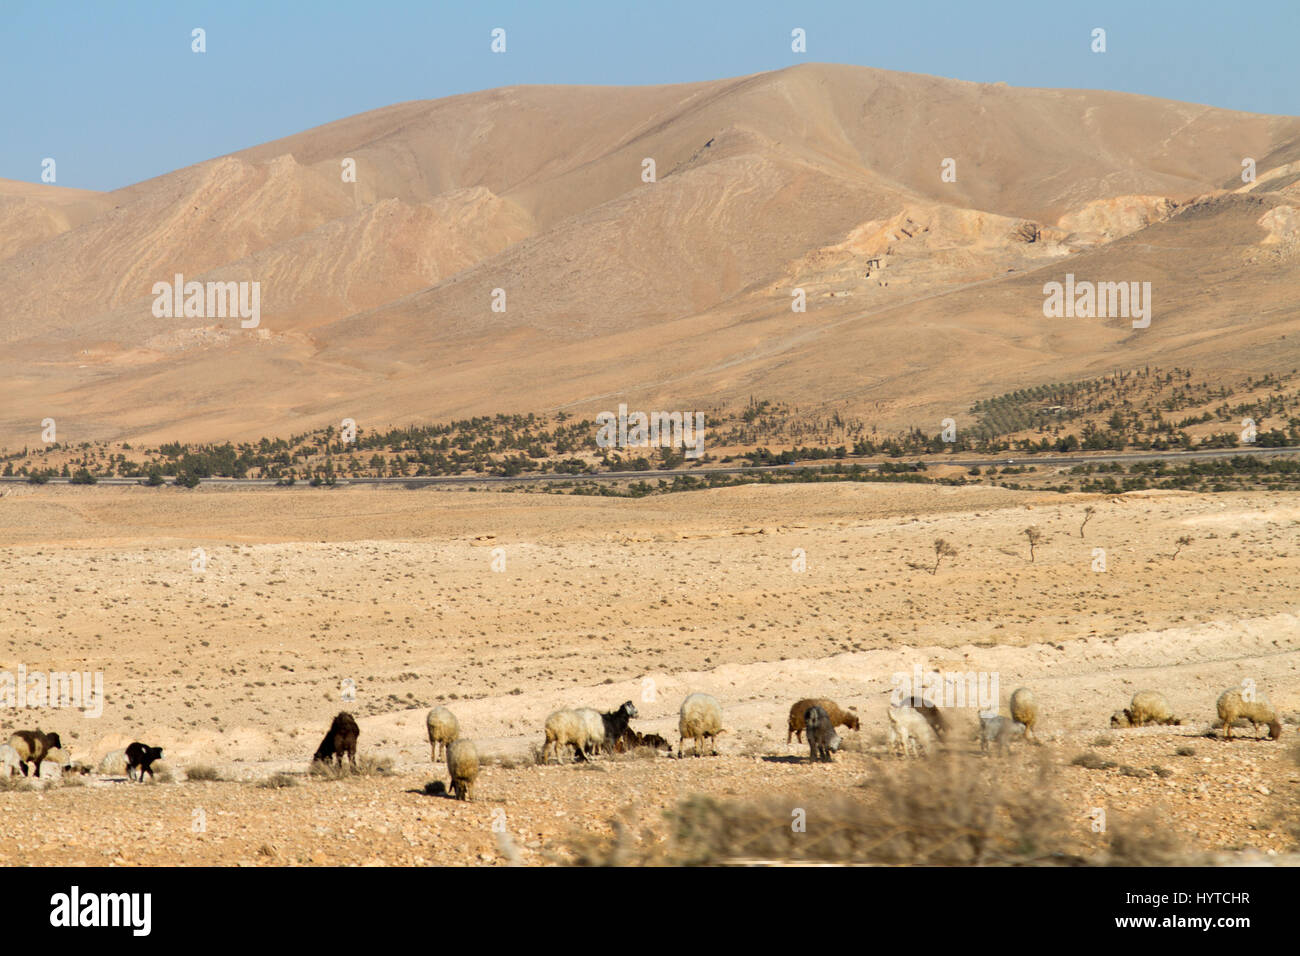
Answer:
[[7, 730, 63, 777], [786, 698, 860, 743]]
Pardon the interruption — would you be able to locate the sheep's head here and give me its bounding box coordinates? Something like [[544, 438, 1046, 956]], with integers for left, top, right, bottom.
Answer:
[[1110, 711, 1132, 728], [621, 701, 638, 719], [1268, 720, 1282, 740], [45, 732, 63, 749], [844, 713, 861, 731]]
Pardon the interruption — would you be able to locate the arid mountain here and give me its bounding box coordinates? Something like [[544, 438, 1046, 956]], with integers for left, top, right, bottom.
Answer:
[[2, 62, 1298, 446]]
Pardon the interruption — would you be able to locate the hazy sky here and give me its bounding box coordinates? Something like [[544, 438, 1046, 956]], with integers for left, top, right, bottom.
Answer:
[[2, 0, 1296, 191]]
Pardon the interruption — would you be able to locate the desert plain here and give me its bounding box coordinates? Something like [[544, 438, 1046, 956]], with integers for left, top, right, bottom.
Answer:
[[0, 479, 1296, 865]]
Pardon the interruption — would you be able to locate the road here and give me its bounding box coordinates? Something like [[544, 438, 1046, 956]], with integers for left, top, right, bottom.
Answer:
[[2, 445, 1296, 488]]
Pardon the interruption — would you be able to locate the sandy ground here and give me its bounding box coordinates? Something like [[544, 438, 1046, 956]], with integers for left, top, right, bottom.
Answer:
[[0, 482, 1297, 865]]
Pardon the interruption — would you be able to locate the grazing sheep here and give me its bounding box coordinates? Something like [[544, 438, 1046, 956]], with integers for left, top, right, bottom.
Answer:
[[892, 695, 951, 740], [1009, 688, 1038, 742], [38, 748, 70, 780], [887, 707, 937, 757], [678, 693, 724, 757], [978, 715, 1025, 755], [615, 729, 672, 754], [125, 742, 165, 782], [96, 750, 128, 776], [542, 709, 592, 763], [1111, 691, 1181, 728], [599, 701, 639, 752], [426, 706, 460, 762], [0, 744, 20, 777], [312, 712, 360, 768], [7, 730, 63, 777], [446, 740, 480, 801], [1216, 687, 1281, 741], [786, 698, 860, 743], [574, 708, 608, 758], [804, 705, 842, 762]]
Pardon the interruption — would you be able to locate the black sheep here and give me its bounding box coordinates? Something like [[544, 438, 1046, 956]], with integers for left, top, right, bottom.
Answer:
[[125, 742, 164, 782], [313, 712, 359, 768], [599, 701, 639, 752]]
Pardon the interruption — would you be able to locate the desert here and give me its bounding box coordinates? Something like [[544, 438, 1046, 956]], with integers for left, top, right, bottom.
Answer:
[[1, 480, 1296, 865]]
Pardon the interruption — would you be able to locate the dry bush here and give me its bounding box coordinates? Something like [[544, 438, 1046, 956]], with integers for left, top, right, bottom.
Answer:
[[554, 753, 1088, 866], [1105, 811, 1198, 865], [0, 776, 34, 793], [308, 755, 393, 779], [185, 765, 222, 782], [257, 772, 298, 789]]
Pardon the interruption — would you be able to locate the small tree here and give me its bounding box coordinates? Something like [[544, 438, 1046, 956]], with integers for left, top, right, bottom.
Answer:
[[1079, 506, 1095, 538], [1171, 535, 1192, 560], [931, 538, 957, 575], [1023, 526, 1043, 562]]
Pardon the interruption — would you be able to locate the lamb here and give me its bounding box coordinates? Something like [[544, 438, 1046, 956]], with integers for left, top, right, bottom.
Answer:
[[426, 706, 459, 762], [7, 730, 63, 777], [542, 709, 592, 763], [786, 698, 860, 743], [978, 715, 1025, 755], [615, 729, 672, 754], [804, 705, 842, 762], [446, 739, 480, 801], [1110, 691, 1181, 728], [96, 750, 128, 776], [38, 748, 70, 780], [1009, 688, 1038, 742], [892, 695, 951, 740], [312, 711, 360, 768], [887, 707, 937, 757], [574, 708, 608, 758], [125, 742, 165, 782], [1216, 687, 1281, 741], [678, 693, 724, 757], [599, 701, 639, 752], [0, 744, 20, 777]]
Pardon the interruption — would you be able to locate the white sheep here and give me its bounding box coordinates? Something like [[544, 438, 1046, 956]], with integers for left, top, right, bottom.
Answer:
[[38, 747, 69, 780], [887, 706, 937, 757], [426, 706, 460, 762], [574, 708, 608, 758], [978, 715, 1025, 755], [1111, 690, 1181, 728], [542, 709, 593, 763], [96, 750, 128, 775], [678, 693, 723, 757], [1009, 687, 1038, 742], [0, 744, 20, 777], [1216, 687, 1281, 741], [446, 740, 480, 800]]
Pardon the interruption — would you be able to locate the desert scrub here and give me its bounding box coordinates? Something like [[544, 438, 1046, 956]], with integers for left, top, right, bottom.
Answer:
[[185, 765, 222, 782], [1071, 752, 1118, 770], [257, 772, 298, 789], [308, 754, 393, 779], [555, 754, 1081, 866]]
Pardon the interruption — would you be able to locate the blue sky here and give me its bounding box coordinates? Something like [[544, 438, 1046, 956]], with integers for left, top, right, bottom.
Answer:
[[2, 0, 1296, 191]]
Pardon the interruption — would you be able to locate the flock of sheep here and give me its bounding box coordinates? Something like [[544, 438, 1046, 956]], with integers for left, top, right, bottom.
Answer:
[[1, 684, 1282, 798], [407, 681, 1284, 800]]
